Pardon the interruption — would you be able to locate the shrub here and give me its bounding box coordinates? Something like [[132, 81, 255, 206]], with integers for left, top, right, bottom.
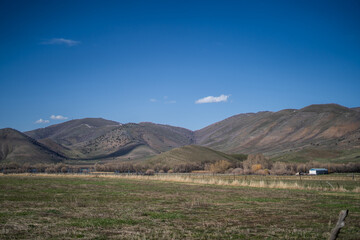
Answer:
[[225, 168, 234, 174], [232, 168, 243, 174], [209, 160, 232, 173], [243, 153, 272, 172], [256, 169, 270, 175], [251, 164, 262, 173], [145, 169, 155, 175], [173, 163, 201, 173], [271, 162, 294, 175], [45, 167, 56, 174]]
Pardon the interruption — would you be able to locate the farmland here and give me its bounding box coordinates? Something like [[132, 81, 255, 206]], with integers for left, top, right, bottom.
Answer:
[[0, 174, 360, 239]]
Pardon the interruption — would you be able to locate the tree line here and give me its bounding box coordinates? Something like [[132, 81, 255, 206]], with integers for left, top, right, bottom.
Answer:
[[1, 154, 360, 175]]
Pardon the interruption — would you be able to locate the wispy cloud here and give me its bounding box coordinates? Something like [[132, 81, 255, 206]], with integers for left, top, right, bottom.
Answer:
[[35, 119, 50, 124], [50, 115, 68, 120], [150, 97, 176, 104], [41, 38, 80, 46], [195, 94, 230, 104]]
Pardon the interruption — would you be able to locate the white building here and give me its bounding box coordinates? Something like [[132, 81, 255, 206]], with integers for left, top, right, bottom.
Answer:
[[309, 168, 328, 175]]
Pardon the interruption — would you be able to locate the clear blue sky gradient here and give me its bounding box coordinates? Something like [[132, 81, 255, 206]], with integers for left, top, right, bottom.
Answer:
[[1, 0, 359, 131]]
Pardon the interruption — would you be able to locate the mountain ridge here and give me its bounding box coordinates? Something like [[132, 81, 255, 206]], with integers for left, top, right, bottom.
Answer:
[[195, 104, 360, 155], [1, 103, 359, 164]]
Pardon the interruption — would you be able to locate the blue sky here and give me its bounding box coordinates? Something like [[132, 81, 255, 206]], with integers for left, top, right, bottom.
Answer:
[[1, 0, 359, 131]]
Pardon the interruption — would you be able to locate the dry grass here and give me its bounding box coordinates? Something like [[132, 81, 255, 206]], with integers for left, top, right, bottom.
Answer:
[[353, 187, 360, 193], [1, 174, 359, 239], [4, 173, 358, 192]]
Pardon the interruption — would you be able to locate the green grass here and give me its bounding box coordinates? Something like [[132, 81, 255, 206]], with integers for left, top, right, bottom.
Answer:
[[145, 145, 240, 167], [271, 148, 360, 163], [0, 174, 359, 239]]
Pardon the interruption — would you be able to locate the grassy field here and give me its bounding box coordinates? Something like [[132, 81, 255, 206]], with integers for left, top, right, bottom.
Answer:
[[270, 148, 360, 164], [0, 174, 359, 239]]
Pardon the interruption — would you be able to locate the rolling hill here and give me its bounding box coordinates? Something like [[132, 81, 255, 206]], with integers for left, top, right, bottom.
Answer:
[[144, 145, 239, 168], [195, 104, 360, 157], [0, 128, 64, 164]]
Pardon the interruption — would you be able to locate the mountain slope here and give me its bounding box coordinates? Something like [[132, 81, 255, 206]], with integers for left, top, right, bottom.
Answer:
[[70, 122, 194, 159], [195, 104, 360, 156], [26, 118, 121, 146], [0, 128, 64, 164], [26, 119, 194, 160], [145, 145, 239, 167]]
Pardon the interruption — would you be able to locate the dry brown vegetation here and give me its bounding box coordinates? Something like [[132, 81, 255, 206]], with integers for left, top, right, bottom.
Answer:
[[2, 153, 360, 175], [0, 174, 359, 239]]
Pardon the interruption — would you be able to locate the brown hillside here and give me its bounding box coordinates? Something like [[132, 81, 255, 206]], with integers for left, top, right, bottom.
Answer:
[[26, 120, 194, 160], [195, 104, 360, 156], [0, 128, 64, 164]]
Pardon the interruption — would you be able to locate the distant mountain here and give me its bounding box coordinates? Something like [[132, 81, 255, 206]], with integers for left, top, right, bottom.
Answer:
[[71, 122, 194, 160], [145, 145, 239, 168], [0, 128, 64, 164], [195, 104, 360, 156], [352, 107, 360, 112], [26, 119, 194, 160], [26, 118, 121, 146], [1, 103, 359, 164]]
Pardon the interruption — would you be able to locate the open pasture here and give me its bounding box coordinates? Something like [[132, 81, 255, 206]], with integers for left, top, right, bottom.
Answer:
[[0, 174, 359, 239]]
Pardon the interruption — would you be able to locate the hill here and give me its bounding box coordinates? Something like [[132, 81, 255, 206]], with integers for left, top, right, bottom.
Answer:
[[26, 118, 121, 146], [0, 128, 64, 164], [26, 119, 194, 160], [195, 104, 360, 158], [144, 145, 239, 168]]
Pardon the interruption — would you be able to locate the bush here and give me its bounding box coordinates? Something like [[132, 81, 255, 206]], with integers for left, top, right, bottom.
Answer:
[[232, 168, 243, 174], [256, 169, 270, 175], [209, 160, 232, 173], [243, 153, 272, 173], [173, 163, 201, 173], [45, 167, 56, 174], [145, 169, 155, 175], [271, 162, 294, 175], [251, 164, 262, 173]]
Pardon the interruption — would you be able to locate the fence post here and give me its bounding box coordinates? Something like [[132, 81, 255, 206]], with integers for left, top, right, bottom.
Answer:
[[329, 209, 348, 240]]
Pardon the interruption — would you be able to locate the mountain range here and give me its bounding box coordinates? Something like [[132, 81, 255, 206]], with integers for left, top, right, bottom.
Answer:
[[1, 104, 360, 165]]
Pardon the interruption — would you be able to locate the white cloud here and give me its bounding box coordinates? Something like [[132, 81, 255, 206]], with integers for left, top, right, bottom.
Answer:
[[50, 115, 68, 120], [35, 119, 50, 124], [195, 94, 230, 104], [150, 97, 176, 104], [41, 38, 80, 46]]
